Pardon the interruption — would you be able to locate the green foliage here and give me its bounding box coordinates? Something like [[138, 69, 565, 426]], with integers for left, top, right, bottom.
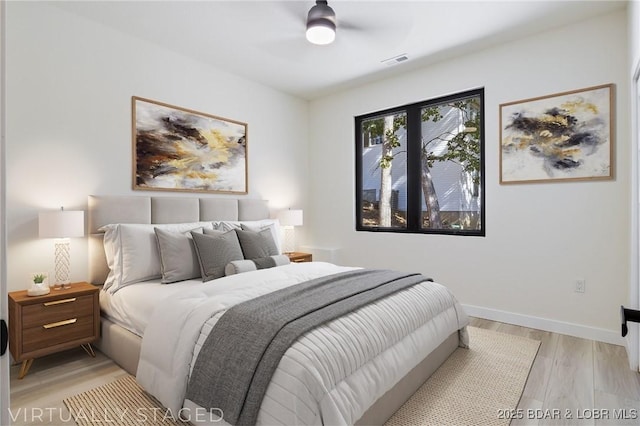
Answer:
[[32, 273, 46, 284], [362, 117, 384, 137], [363, 114, 406, 169], [421, 106, 443, 122], [423, 98, 481, 184], [362, 98, 481, 179], [380, 154, 394, 169]]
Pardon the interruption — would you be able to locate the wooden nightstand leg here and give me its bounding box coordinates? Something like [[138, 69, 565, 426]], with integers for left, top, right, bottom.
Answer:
[[81, 343, 96, 357], [18, 359, 34, 379]]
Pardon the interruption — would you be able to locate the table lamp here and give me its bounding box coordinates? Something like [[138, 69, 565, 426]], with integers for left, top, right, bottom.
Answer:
[[39, 207, 84, 290], [278, 209, 303, 253]]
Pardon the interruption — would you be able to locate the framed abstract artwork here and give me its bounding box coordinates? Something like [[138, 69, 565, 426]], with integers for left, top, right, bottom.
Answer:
[[499, 84, 613, 184], [132, 96, 248, 194]]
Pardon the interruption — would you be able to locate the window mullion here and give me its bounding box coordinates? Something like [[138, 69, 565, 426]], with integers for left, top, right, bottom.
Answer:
[[406, 106, 422, 232], [355, 117, 364, 230]]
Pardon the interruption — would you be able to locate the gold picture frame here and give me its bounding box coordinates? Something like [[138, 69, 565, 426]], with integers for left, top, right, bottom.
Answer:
[[132, 96, 248, 194], [499, 84, 614, 184]]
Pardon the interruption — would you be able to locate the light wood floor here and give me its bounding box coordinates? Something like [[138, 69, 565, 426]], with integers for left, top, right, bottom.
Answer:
[[8, 318, 640, 425], [470, 318, 640, 426], [9, 348, 128, 425]]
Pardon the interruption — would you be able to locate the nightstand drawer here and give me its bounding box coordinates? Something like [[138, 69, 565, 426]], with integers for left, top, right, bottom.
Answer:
[[22, 294, 94, 328], [22, 315, 95, 353]]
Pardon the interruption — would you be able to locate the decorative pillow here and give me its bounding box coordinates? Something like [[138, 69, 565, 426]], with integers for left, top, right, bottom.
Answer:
[[202, 228, 225, 236], [235, 227, 279, 259], [154, 227, 203, 284], [214, 219, 282, 254], [100, 221, 214, 292], [191, 230, 244, 282], [225, 255, 290, 276]]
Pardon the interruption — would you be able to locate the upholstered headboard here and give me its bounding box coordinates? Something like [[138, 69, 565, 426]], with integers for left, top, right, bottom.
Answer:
[[88, 195, 270, 285]]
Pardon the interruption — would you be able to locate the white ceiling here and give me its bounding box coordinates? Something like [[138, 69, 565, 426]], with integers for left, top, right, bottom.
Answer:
[[54, 0, 626, 100]]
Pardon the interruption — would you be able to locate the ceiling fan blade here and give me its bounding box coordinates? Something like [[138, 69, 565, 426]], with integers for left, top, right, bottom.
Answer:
[[279, 0, 310, 25]]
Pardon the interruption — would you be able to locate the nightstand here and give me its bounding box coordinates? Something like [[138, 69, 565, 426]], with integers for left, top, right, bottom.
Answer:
[[286, 252, 313, 263], [8, 281, 100, 379]]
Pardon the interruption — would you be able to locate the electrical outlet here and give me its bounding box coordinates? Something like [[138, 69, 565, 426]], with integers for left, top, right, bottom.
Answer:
[[575, 279, 586, 293]]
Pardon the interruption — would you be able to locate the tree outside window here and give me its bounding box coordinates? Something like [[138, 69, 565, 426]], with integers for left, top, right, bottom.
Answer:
[[355, 88, 485, 236]]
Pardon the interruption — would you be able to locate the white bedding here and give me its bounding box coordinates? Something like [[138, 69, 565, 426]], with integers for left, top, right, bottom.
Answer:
[[100, 278, 206, 336], [134, 262, 469, 425]]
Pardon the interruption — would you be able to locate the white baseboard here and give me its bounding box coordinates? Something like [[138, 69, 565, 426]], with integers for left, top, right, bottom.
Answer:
[[463, 304, 625, 346]]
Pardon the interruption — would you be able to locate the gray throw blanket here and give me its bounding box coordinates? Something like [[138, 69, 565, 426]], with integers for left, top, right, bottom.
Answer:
[[186, 269, 429, 425]]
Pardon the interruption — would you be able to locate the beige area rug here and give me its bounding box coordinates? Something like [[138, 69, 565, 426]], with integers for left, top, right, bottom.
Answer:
[[64, 326, 539, 426], [385, 326, 540, 426], [64, 375, 189, 426]]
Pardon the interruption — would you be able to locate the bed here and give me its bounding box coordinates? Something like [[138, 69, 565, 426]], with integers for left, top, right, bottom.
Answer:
[[88, 194, 469, 425]]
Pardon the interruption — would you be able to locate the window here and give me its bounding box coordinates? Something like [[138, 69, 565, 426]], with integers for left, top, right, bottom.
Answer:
[[355, 88, 485, 236]]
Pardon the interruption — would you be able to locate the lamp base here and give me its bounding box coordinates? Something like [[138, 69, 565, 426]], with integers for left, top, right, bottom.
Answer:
[[53, 282, 71, 290], [53, 238, 72, 289], [282, 227, 296, 253]]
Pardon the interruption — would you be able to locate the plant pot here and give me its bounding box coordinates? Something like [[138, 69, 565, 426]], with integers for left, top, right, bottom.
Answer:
[[27, 282, 50, 296], [28, 272, 50, 296]]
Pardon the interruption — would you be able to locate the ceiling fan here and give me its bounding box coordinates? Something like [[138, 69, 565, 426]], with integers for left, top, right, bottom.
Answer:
[[305, 1, 337, 45], [261, 0, 407, 56]]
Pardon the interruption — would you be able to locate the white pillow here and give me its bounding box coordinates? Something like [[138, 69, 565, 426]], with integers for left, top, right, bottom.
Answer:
[[100, 221, 214, 293], [214, 219, 282, 254]]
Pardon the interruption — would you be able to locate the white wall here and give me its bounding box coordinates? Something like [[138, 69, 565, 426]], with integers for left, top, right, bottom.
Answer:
[[631, 0, 640, 74], [308, 10, 630, 340], [627, 0, 640, 369], [5, 2, 309, 291]]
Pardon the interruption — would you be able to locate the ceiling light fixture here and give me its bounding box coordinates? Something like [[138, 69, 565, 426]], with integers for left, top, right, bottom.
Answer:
[[306, 0, 336, 45]]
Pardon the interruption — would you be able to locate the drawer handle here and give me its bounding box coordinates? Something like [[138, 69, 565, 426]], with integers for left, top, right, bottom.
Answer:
[[43, 298, 76, 306], [43, 318, 77, 329]]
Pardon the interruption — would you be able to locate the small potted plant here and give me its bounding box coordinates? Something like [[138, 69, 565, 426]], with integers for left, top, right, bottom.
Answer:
[[28, 272, 50, 296]]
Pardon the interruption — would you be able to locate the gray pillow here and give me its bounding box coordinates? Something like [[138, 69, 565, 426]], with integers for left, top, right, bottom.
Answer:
[[154, 227, 203, 284], [236, 226, 279, 259], [225, 255, 290, 276], [203, 228, 224, 236], [191, 230, 244, 282]]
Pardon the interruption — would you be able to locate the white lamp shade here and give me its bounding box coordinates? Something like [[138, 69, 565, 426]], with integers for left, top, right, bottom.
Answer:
[[278, 209, 303, 227], [39, 210, 85, 238]]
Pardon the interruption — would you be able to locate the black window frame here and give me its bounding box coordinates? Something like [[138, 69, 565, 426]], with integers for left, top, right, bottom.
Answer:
[[355, 88, 486, 237]]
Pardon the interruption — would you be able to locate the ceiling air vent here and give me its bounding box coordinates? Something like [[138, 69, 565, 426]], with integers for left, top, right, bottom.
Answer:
[[381, 54, 409, 66]]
